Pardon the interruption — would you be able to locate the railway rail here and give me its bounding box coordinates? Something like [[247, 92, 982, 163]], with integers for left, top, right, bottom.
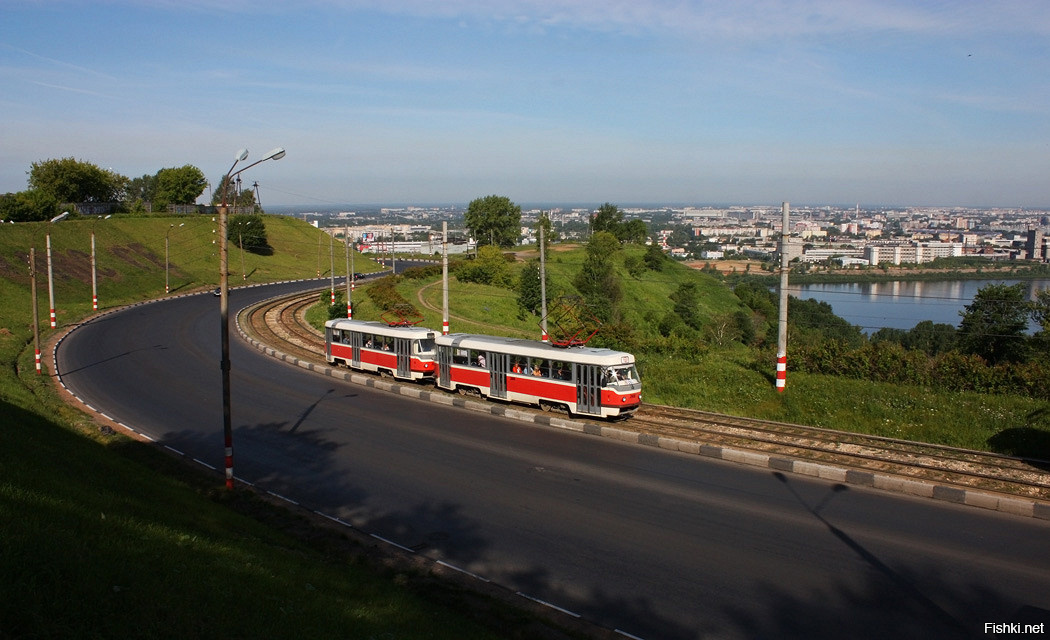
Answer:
[[241, 289, 1050, 503]]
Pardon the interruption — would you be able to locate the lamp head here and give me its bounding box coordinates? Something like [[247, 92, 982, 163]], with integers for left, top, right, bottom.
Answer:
[[264, 147, 286, 161], [235, 148, 249, 162]]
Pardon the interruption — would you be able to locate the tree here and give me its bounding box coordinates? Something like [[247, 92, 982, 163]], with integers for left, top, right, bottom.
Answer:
[[212, 175, 258, 209], [455, 245, 513, 288], [153, 165, 207, 209], [228, 214, 270, 254], [670, 281, 703, 330], [465, 195, 521, 248], [617, 218, 648, 244], [28, 157, 127, 203], [0, 190, 58, 222], [644, 242, 668, 271], [590, 202, 623, 235], [958, 282, 1030, 365], [517, 260, 552, 317], [902, 320, 958, 355], [126, 174, 157, 203], [574, 231, 622, 323]]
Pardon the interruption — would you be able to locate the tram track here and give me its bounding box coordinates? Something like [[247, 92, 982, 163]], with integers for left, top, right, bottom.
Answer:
[[240, 289, 1050, 504]]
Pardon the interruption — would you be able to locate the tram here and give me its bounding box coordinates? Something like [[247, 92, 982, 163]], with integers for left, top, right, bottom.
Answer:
[[434, 333, 641, 419], [324, 318, 438, 381]]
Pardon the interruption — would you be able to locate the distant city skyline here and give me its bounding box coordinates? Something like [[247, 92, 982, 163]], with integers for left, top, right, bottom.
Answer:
[[2, 1, 1049, 208]]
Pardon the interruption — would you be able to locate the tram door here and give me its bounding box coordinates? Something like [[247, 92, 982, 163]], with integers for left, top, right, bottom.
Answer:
[[395, 337, 411, 378], [575, 364, 601, 416], [436, 345, 453, 389], [490, 352, 509, 399], [350, 331, 362, 368]]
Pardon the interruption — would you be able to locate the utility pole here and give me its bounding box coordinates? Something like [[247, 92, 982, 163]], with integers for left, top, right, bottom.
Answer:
[[90, 228, 98, 310], [350, 224, 359, 318], [442, 221, 449, 335], [540, 214, 548, 342], [329, 233, 335, 305], [46, 232, 56, 328], [776, 201, 790, 392], [30, 248, 41, 375]]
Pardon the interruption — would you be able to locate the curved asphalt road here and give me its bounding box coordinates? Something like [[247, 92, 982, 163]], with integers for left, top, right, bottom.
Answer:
[[56, 280, 1050, 640]]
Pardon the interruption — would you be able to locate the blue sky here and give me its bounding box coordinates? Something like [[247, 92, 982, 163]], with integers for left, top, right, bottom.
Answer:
[[2, 1, 1049, 207]]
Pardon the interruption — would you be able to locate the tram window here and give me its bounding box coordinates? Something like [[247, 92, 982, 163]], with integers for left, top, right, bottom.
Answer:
[[453, 348, 469, 365], [530, 359, 547, 377], [415, 337, 435, 355], [331, 330, 342, 344], [551, 361, 570, 380], [363, 334, 375, 349], [469, 350, 486, 367], [604, 365, 638, 386]]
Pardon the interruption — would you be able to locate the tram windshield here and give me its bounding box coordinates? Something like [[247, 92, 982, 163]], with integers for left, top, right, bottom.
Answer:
[[414, 337, 436, 355], [602, 365, 639, 387]]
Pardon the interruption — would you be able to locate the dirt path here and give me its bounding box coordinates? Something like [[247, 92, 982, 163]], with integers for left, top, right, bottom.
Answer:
[[415, 279, 512, 333]]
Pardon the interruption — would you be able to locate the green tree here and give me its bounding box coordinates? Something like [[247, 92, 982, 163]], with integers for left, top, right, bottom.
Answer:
[[154, 165, 207, 209], [643, 242, 667, 271], [126, 174, 157, 204], [228, 214, 270, 254], [0, 190, 58, 222], [212, 175, 258, 209], [455, 245, 513, 288], [517, 260, 553, 317], [903, 320, 958, 355], [617, 218, 648, 244], [958, 283, 1031, 364], [590, 202, 623, 235], [465, 195, 521, 248], [28, 157, 128, 203], [574, 231, 622, 323], [1030, 289, 1050, 358], [670, 281, 703, 330]]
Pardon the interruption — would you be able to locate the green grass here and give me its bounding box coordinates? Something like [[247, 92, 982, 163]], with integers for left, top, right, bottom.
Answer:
[[0, 215, 536, 640], [338, 246, 1050, 460]]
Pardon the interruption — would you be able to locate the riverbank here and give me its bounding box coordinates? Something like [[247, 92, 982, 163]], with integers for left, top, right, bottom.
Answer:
[[689, 259, 1050, 285]]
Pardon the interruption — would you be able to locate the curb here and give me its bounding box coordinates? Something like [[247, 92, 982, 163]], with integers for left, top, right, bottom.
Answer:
[[235, 303, 1050, 521]]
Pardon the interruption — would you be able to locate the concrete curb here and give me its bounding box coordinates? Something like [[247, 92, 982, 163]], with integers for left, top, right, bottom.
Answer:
[[235, 309, 1050, 521]]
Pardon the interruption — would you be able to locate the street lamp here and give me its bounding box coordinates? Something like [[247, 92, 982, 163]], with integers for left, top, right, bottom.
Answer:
[[91, 214, 111, 310], [165, 223, 183, 294], [218, 147, 285, 489]]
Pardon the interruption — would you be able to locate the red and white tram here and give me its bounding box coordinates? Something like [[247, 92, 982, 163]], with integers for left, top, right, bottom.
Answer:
[[325, 319, 437, 381], [435, 333, 641, 419]]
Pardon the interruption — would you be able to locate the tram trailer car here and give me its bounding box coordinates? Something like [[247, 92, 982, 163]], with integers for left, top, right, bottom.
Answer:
[[435, 333, 641, 419], [325, 319, 437, 381]]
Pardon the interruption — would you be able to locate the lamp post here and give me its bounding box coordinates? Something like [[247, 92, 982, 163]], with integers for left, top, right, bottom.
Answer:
[[218, 147, 285, 489], [165, 223, 183, 294], [91, 215, 110, 310]]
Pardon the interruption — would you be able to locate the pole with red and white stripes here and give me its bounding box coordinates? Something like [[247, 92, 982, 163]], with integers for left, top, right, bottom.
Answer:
[[91, 230, 98, 310], [442, 221, 449, 335], [345, 225, 353, 319], [30, 248, 41, 375], [46, 233, 56, 328], [775, 202, 790, 392], [540, 215, 549, 343]]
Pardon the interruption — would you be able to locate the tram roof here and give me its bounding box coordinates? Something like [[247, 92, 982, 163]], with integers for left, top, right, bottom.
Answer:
[[435, 333, 635, 365], [325, 318, 437, 338]]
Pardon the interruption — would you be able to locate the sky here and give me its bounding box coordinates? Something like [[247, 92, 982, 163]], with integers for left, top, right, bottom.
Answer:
[[2, 1, 1049, 208]]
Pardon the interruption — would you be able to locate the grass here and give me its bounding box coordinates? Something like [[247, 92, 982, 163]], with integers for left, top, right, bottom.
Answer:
[[4, 216, 1047, 637], [338, 245, 1050, 460], [0, 215, 553, 640]]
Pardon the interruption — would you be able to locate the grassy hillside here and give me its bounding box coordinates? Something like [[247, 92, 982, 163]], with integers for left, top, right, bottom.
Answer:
[[336, 244, 1050, 458], [0, 215, 528, 640]]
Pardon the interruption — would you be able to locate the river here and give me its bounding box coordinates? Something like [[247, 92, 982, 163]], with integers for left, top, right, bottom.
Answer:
[[788, 278, 1050, 333]]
